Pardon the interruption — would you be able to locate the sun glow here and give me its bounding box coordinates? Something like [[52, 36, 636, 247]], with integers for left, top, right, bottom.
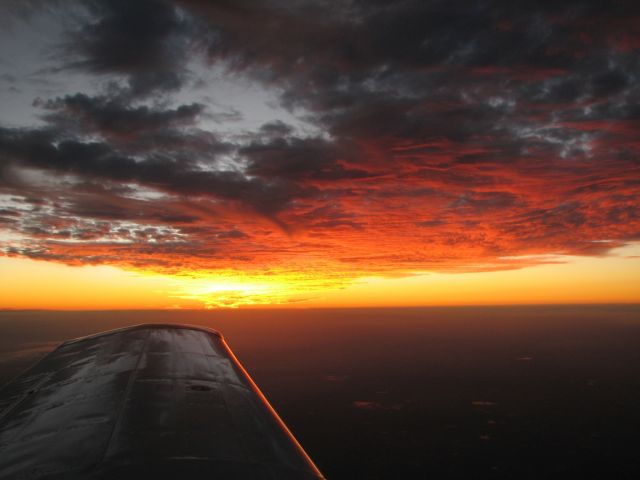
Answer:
[[165, 269, 351, 308], [1, 243, 639, 310], [170, 278, 274, 308]]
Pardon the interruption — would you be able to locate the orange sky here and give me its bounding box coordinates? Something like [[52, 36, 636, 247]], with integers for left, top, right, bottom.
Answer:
[[1, 243, 638, 309], [2, 3, 640, 310]]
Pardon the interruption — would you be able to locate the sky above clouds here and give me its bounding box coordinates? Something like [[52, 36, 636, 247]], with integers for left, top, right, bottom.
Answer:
[[0, 0, 639, 307]]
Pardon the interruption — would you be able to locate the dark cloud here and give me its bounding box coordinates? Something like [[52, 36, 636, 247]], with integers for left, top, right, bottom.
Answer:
[[0, 0, 639, 279], [242, 137, 372, 181], [39, 93, 204, 136], [259, 120, 294, 137], [0, 126, 306, 217], [67, 0, 193, 95]]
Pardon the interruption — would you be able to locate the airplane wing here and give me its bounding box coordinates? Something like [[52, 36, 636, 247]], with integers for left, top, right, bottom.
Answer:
[[0, 324, 324, 479]]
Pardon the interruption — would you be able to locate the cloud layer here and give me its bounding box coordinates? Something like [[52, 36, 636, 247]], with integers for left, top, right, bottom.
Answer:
[[1, 0, 639, 287]]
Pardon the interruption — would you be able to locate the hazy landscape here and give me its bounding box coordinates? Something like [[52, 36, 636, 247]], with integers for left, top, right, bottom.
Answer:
[[2, 305, 639, 479]]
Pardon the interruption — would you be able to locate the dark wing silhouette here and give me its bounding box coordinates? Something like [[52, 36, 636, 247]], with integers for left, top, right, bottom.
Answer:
[[0, 324, 324, 479]]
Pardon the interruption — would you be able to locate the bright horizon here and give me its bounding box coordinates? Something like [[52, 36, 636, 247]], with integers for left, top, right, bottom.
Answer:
[[2, 242, 638, 309], [1, 2, 639, 310]]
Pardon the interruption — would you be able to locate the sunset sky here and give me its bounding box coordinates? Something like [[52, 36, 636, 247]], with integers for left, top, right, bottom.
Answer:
[[0, 0, 639, 309]]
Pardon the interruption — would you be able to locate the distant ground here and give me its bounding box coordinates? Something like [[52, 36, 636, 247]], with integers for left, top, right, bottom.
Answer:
[[1, 305, 639, 479]]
